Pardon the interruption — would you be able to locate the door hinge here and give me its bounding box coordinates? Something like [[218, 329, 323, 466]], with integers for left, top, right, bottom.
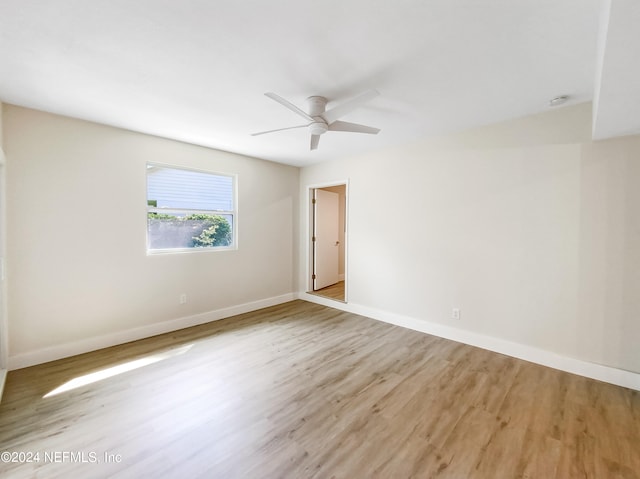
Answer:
[[312, 198, 316, 204], [312, 236, 316, 242], [312, 274, 316, 280]]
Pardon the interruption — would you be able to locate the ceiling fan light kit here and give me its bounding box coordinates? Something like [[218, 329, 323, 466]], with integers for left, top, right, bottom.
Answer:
[[252, 90, 381, 150]]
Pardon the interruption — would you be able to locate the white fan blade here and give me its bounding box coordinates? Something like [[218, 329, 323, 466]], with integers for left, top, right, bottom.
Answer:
[[328, 120, 380, 134], [322, 89, 379, 124], [265, 92, 314, 122], [310, 134, 321, 150], [251, 124, 310, 136]]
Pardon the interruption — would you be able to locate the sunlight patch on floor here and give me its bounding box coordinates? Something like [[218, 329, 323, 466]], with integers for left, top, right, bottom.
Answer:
[[43, 344, 193, 398]]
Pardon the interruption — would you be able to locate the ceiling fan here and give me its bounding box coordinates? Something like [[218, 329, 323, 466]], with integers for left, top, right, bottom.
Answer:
[[252, 89, 381, 150]]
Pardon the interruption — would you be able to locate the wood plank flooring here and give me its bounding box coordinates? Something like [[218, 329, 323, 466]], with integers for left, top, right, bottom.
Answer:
[[310, 281, 345, 302], [0, 300, 638, 478]]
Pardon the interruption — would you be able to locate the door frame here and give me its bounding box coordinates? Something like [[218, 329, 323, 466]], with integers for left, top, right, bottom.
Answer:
[[306, 180, 349, 302]]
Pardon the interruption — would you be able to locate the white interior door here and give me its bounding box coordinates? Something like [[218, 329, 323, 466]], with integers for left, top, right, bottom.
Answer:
[[313, 189, 340, 290]]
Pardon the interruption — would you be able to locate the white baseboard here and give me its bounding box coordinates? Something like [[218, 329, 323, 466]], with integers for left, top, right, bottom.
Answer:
[[8, 293, 297, 370], [338, 274, 345, 281], [298, 292, 640, 392]]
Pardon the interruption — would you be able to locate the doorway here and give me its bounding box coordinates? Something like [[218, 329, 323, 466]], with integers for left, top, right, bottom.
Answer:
[[309, 183, 347, 302]]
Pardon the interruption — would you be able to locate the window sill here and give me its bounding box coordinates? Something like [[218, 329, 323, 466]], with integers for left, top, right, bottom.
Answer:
[[146, 246, 237, 256]]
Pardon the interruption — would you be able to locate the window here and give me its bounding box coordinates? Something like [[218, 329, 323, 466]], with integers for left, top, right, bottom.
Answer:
[[146, 164, 236, 252]]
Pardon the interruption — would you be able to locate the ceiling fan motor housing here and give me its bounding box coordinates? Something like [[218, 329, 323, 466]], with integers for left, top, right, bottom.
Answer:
[[307, 96, 328, 115]]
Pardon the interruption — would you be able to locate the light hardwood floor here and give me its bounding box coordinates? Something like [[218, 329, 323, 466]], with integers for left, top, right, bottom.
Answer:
[[0, 300, 638, 478], [310, 281, 345, 302]]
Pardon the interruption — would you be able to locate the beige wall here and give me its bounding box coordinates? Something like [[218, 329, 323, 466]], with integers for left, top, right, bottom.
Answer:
[[299, 102, 640, 374], [4, 105, 299, 365]]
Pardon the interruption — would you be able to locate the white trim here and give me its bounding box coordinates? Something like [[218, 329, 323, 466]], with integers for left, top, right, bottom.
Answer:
[[298, 292, 640, 392], [145, 162, 238, 254], [8, 293, 296, 370], [147, 244, 236, 255]]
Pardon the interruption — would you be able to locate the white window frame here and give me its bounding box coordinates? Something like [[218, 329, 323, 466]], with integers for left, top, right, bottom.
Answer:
[[146, 163, 238, 254]]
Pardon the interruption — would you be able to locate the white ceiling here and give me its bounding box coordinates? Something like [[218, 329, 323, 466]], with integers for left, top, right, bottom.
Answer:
[[0, 0, 637, 167]]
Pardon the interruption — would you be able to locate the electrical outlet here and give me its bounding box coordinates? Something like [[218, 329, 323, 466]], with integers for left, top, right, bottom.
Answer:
[[452, 308, 461, 320], [180, 293, 187, 304]]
